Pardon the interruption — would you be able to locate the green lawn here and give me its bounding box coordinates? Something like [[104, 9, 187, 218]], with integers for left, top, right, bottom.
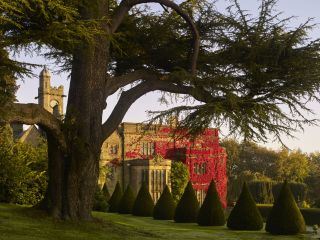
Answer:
[[0, 203, 317, 240]]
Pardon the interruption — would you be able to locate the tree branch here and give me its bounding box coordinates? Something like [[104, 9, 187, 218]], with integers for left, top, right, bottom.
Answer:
[[5, 103, 66, 150], [111, 0, 199, 74], [101, 79, 217, 141], [105, 69, 159, 97]]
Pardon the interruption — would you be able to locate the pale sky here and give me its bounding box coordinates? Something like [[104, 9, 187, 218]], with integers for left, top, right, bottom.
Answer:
[[15, 0, 320, 153]]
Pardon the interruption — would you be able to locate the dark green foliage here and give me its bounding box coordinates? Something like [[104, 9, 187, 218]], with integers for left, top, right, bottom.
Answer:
[[153, 185, 176, 220], [300, 208, 320, 226], [314, 199, 320, 208], [0, 126, 48, 205], [146, 0, 320, 143], [102, 183, 110, 201], [170, 161, 189, 203], [174, 181, 199, 223], [257, 205, 320, 226], [108, 182, 122, 213], [118, 185, 135, 214], [249, 181, 274, 204], [93, 186, 108, 212], [273, 182, 307, 203], [248, 181, 307, 204], [197, 180, 225, 226], [227, 182, 263, 230], [0, 49, 17, 118], [256, 204, 272, 221], [305, 152, 320, 205], [266, 181, 306, 235], [132, 182, 154, 216]]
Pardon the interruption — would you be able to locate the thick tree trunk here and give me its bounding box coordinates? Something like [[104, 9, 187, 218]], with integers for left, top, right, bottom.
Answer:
[[59, 37, 109, 220], [45, 44, 108, 220], [63, 147, 100, 220], [45, 132, 102, 220], [42, 35, 109, 221], [47, 132, 64, 219], [44, 0, 110, 221]]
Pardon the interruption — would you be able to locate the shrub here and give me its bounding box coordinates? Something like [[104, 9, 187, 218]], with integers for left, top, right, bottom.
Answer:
[[256, 204, 272, 221], [132, 182, 154, 216], [313, 198, 320, 208], [273, 182, 307, 203], [258, 204, 320, 226], [174, 181, 199, 223], [0, 127, 48, 205], [153, 185, 176, 220], [227, 182, 263, 230], [108, 182, 122, 212], [170, 161, 189, 203], [266, 181, 306, 235], [102, 183, 110, 201], [197, 180, 225, 226], [248, 180, 274, 204], [118, 185, 135, 214], [300, 208, 320, 225], [93, 185, 109, 212]]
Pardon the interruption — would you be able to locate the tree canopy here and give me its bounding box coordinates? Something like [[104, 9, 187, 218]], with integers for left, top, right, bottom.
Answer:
[[144, 0, 320, 142]]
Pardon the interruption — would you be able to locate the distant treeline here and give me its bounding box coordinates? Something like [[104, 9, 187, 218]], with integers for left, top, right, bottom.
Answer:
[[221, 139, 320, 207]]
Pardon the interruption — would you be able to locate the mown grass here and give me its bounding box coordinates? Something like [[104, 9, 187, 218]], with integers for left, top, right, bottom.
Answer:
[[0, 203, 317, 240]]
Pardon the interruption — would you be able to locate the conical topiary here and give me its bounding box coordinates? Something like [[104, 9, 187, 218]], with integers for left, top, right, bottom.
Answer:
[[197, 180, 226, 226], [102, 183, 110, 201], [227, 182, 263, 230], [174, 181, 200, 223], [265, 180, 306, 235], [132, 182, 154, 216], [153, 185, 176, 220], [93, 185, 109, 212], [118, 185, 135, 214], [108, 182, 122, 212]]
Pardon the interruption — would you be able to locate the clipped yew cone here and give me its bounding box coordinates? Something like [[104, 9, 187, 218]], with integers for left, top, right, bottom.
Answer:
[[197, 180, 225, 226], [108, 182, 122, 212], [174, 181, 199, 223], [227, 182, 263, 230], [153, 185, 176, 220], [266, 180, 306, 235]]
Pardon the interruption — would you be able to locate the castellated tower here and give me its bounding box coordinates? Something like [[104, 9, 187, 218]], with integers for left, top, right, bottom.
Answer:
[[38, 66, 64, 119]]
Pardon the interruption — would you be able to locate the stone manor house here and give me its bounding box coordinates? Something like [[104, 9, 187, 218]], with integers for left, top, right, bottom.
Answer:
[[12, 67, 228, 207]]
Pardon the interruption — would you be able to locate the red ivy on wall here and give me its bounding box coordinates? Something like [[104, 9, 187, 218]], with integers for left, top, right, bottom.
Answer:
[[124, 126, 227, 207]]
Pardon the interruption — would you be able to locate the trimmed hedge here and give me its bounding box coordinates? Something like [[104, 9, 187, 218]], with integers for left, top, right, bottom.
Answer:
[[174, 181, 199, 223], [258, 205, 320, 226], [108, 182, 123, 212], [153, 185, 176, 220], [247, 180, 308, 205], [197, 180, 225, 226], [102, 183, 110, 201], [227, 182, 263, 230], [118, 185, 135, 214], [266, 181, 306, 235], [248, 181, 274, 204], [273, 182, 307, 203], [132, 182, 154, 216], [314, 199, 320, 208], [300, 208, 320, 225]]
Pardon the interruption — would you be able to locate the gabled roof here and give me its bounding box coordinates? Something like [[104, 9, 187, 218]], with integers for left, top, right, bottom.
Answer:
[[18, 125, 43, 146]]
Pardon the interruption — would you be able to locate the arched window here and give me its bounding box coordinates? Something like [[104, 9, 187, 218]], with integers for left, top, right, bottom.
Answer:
[[53, 104, 59, 117]]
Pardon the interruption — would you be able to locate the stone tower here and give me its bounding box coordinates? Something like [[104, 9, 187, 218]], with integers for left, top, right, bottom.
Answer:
[[38, 66, 64, 119]]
